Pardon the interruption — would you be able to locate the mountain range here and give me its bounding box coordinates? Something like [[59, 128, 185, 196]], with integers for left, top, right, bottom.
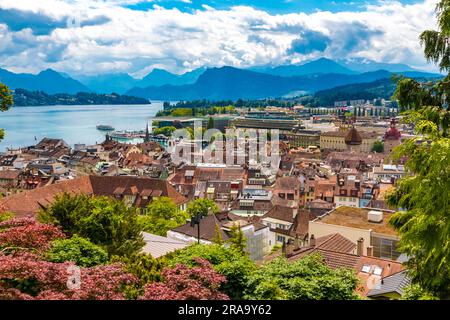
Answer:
[[0, 68, 90, 95], [127, 67, 440, 101], [306, 78, 397, 107], [72, 67, 206, 94], [0, 58, 442, 101], [251, 58, 357, 76]]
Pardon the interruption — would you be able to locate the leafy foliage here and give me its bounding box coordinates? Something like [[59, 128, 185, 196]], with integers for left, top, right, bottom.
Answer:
[[420, 0, 450, 72], [38, 193, 145, 257], [401, 284, 439, 300], [0, 212, 14, 223], [0, 82, 13, 112], [392, 77, 441, 112], [371, 140, 384, 153], [0, 82, 13, 141], [212, 224, 224, 245], [152, 126, 177, 137], [386, 134, 450, 297], [111, 253, 168, 299], [168, 244, 256, 300], [139, 258, 228, 300], [186, 198, 219, 218], [228, 224, 247, 254], [244, 253, 360, 300], [46, 235, 109, 267], [139, 197, 189, 236], [386, 0, 450, 299], [0, 252, 137, 300], [0, 218, 65, 254], [207, 117, 214, 129]]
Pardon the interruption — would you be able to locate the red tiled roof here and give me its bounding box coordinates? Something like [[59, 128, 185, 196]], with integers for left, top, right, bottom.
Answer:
[[263, 205, 295, 223], [0, 176, 93, 217], [0, 175, 187, 217], [0, 170, 21, 180], [286, 233, 404, 296], [315, 233, 356, 253], [171, 214, 231, 242]]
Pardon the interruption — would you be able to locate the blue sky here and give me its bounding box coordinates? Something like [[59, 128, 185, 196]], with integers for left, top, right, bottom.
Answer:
[[0, 0, 439, 76], [126, 0, 422, 14]]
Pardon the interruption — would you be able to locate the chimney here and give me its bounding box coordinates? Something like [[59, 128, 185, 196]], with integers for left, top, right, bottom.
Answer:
[[367, 246, 374, 257], [310, 234, 316, 247], [294, 235, 300, 250], [357, 238, 364, 256], [284, 240, 294, 256]]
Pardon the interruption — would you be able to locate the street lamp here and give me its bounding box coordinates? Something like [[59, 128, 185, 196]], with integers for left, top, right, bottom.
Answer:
[[190, 213, 203, 244]]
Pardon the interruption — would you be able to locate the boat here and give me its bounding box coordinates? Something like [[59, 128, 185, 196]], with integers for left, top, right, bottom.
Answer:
[[109, 130, 145, 140], [96, 125, 115, 131]]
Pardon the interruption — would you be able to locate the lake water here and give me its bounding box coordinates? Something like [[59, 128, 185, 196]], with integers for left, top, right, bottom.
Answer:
[[0, 103, 164, 151]]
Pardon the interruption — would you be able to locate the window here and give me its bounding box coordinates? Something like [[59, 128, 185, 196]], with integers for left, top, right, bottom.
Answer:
[[361, 265, 371, 273], [373, 266, 383, 276], [277, 235, 285, 243], [371, 236, 401, 260]]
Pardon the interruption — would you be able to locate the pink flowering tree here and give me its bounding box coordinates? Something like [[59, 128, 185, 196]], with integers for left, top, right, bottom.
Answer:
[[0, 252, 137, 300], [0, 218, 65, 253], [140, 258, 229, 300]]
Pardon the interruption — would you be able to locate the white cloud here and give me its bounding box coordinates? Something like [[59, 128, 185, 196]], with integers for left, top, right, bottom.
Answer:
[[0, 0, 441, 76]]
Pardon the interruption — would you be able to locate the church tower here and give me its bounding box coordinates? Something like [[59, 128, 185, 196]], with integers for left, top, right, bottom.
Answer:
[[384, 118, 401, 154], [144, 122, 150, 143]]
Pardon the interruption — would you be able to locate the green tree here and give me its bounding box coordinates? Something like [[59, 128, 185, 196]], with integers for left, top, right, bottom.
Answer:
[[401, 284, 439, 300], [46, 235, 109, 267], [386, 0, 450, 299], [153, 126, 176, 137], [0, 82, 13, 141], [212, 224, 224, 245], [0, 83, 13, 112], [244, 253, 360, 300], [371, 140, 384, 153], [420, 0, 450, 72], [228, 223, 246, 254], [38, 193, 145, 257], [139, 197, 189, 236], [207, 117, 214, 130], [168, 244, 256, 300], [186, 198, 219, 218], [111, 253, 167, 298], [0, 212, 14, 223]]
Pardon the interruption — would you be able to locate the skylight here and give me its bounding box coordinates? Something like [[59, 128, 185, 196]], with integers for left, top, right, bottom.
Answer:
[[373, 266, 383, 276], [361, 265, 371, 273]]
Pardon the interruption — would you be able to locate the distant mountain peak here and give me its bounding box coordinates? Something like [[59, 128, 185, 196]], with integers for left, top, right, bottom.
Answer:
[[39, 68, 60, 75], [0, 68, 90, 94]]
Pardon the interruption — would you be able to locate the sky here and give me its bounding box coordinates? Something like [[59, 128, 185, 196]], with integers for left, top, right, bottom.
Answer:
[[0, 0, 441, 78]]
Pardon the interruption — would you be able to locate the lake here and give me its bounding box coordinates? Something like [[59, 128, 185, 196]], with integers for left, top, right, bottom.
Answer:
[[0, 103, 164, 152]]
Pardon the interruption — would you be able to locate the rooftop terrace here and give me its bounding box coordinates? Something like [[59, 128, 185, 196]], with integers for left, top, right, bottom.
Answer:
[[314, 206, 398, 236]]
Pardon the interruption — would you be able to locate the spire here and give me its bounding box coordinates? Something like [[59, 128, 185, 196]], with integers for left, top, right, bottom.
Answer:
[[144, 121, 150, 143], [345, 126, 362, 145]]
